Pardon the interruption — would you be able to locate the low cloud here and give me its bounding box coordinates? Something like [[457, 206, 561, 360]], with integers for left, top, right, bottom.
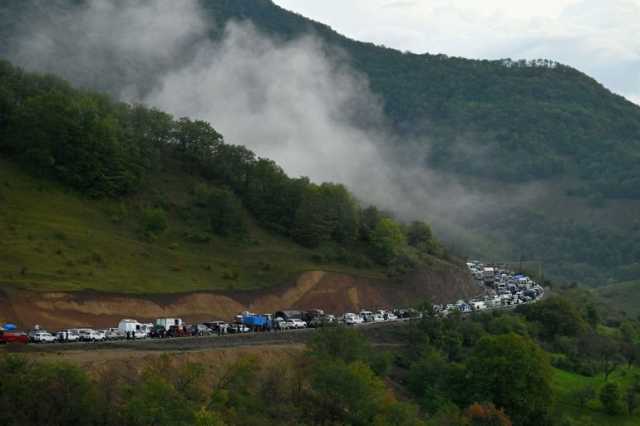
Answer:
[[3, 0, 538, 239]]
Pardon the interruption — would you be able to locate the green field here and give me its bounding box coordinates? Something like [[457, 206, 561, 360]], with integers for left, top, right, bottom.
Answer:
[[552, 366, 640, 425], [0, 159, 386, 294]]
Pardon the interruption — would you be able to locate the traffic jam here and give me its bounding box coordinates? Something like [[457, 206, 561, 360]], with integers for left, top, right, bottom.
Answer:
[[0, 261, 544, 346]]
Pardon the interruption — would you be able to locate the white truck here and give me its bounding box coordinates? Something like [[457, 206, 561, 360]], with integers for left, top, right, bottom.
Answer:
[[118, 319, 147, 339]]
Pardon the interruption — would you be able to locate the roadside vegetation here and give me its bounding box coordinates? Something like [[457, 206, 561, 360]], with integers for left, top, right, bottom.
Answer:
[[2, 288, 640, 425]]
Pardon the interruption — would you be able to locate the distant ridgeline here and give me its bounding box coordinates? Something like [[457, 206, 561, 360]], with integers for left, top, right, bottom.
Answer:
[[1, 0, 639, 197], [199, 0, 640, 197], [0, 60, 443, 272]]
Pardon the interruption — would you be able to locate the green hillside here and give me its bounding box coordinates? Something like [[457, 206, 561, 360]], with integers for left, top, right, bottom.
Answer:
[[0, 60, 449, 293], [0, 158, 383, 293], [1, 0, 639, 285]]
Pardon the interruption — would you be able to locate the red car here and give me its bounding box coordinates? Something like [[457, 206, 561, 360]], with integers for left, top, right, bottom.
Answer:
[[0, 330, 29, 344]]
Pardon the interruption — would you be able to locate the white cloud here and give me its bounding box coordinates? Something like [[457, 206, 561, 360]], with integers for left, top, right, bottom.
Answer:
[[274, 0, 640, 104]]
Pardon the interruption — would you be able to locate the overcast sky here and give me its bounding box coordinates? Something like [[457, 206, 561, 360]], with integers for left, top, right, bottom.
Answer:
[[273, 0, 640, 105]]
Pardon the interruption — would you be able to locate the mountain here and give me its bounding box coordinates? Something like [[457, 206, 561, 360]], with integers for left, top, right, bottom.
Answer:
[[1, 0, 639, 285]]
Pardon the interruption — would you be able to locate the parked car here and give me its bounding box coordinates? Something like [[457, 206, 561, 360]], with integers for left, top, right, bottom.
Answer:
[[105, 328, 125, 340], [228, 324, 250, 334], [359, 310, 374, 322], [30, 331, 56, 343], [56, 330, 80, 342], [0, 330, 29, 344], [78, 328, 105, 342], [342, 313, 364, 325], [384, 312, 398, 321], [308, 315, 335, 328], [203, 321, 226, 333], [191, 324, 212, 336], [167, 325, 190, 338], [288, 319, 307, 329], [372, 313, 385, 322], [273, 318, 291, 330]]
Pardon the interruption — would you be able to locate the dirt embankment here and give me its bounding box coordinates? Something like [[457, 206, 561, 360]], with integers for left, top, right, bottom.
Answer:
[[0, 267, 478, 329]]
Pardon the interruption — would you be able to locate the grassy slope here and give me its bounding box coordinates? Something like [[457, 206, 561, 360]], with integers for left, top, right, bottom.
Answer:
[[552, 366, 640, 425], [597, 281, 640, 319], [0, 158, 387, 294]]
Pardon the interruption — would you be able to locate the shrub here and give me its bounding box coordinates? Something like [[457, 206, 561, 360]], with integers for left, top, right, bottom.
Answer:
[[141, 207, 168, 234], [600, 382, 623, 415]]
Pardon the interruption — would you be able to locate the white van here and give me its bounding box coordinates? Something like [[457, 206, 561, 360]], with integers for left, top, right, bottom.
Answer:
[[118, 319, 147, 338]]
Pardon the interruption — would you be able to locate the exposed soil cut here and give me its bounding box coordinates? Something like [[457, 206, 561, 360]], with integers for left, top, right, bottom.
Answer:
[[0, 267, 478, 329]]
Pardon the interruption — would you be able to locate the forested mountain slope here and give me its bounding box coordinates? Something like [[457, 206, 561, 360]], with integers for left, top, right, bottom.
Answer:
[[0, 60, 449, 293], [1, 0, 639, 285], [201, 0, 640, 196]]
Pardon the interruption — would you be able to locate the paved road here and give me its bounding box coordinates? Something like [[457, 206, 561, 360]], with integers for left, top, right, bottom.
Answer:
[[9, 320, 410, 353], [6, 288, 547, 354]]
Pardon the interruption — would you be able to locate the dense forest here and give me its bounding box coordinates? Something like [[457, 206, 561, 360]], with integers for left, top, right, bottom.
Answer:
[[197, 0, 640, 198], [2, 289, 640, 425], [0, 59, 443, 276]]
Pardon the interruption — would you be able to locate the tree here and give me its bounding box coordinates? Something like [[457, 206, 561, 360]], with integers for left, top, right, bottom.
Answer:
[[307, 326, 391, 376], [626, 385, 639, 415], [465, 334, 553, 426], [10, 91, 142, 196], [174, 117, 223, 172], [578, 333, 624, 381], [584, 304, 600, 328], [307, 326, 371, 364], [407, 348, 461, 414], [370, 217, 406, 265], [620, 320, 639, 343], [207, 188, 246, 237], [124, 370, 196, 426], [359, 206, 382, 242], [292, 183, 359, 248], [308, 360, 388, 426], [463, 403, 512, 426], [374, 401, 426, 426], [407, 221, 438, 254], [571, 385, 596, 408], [0, 355, 96, 426], [599, 382, 623, 415], [621, 342, 640, 369], [516, 297, 587, 340]]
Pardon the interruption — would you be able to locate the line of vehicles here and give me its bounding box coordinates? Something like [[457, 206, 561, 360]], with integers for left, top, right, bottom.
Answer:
[[0, 308, 417, 345], [0, 261, 545, 346], [443, 260, 545, 314]]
